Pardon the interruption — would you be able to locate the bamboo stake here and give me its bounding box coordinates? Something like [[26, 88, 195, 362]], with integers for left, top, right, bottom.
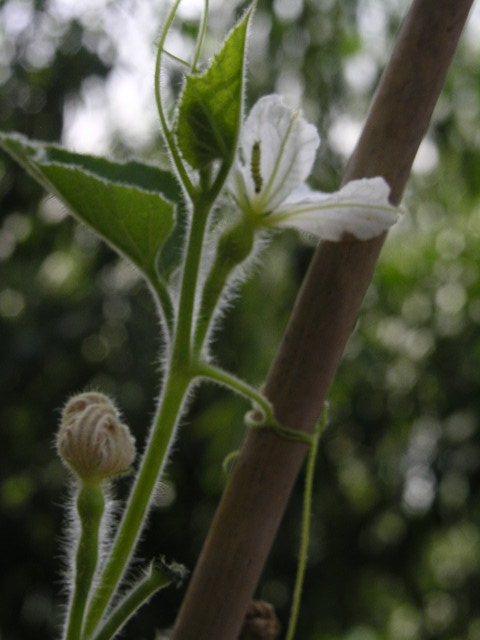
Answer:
[[171, 1, 474, 638]]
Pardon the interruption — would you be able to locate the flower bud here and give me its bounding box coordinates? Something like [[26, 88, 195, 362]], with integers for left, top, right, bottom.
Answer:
[[239, 601, 281, 640], [58, 392, 135, 482]]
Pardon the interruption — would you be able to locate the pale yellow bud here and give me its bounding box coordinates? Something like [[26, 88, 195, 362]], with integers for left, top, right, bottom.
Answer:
[[58, 392, 135, 482]]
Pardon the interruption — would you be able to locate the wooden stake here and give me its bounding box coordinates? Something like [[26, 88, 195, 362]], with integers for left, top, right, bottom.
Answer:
[[171, 1, 474, 638]]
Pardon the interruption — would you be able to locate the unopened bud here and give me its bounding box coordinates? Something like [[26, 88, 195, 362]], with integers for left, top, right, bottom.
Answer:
[[239, 601, 281, 640], [58, 392, 135, 482]]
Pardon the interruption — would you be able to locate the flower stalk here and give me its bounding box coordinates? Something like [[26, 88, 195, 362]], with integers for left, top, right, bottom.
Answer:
[[193, 219, 255, 355], [92, 558, 187, 640], [64, 484, 105, 640]]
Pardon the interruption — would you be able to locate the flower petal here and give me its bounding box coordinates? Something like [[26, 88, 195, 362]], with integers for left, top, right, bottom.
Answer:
[[236, 95, 320, 212], [270, 177, 399, 241]]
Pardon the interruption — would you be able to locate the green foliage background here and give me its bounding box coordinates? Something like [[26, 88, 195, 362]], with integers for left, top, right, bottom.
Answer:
[[1, 1, 480, 639]]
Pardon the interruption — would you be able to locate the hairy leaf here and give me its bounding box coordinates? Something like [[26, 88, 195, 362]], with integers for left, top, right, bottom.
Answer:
[[175, 3, 254, 170], [0, 132, 181, 284]]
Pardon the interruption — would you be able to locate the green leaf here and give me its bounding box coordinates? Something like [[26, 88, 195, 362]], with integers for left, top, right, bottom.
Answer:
[[175, 3, 255, 170], [0, 132, 182, 284]]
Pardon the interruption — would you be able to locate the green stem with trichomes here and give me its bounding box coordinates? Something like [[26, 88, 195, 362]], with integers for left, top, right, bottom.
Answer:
[[173, 195, 212, 366], [154, 0, 195, 199], [194, 361, 273, 421], [191, 0, 209, 73], [83, 192, 214, 640], [149, 274, 176, 339], [65, 484, 105, 640], [91, 561, 176, 640], [193, 219, 255, 355]]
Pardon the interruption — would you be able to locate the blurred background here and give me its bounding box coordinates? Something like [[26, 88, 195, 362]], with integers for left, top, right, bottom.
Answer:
[[1, 0, 480, 638]]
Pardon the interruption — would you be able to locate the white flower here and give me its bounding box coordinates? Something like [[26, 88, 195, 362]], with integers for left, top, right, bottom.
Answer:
[[231, 94, 399, 241]]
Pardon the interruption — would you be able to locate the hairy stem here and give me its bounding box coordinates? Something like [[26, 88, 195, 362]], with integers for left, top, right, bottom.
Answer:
[[92, 562, 175, 640], [193, 220, 254, 355], [154, 0, 195, 199], [191, 0, 209, 73], [148, 276, 175, 340], [173, 197, 211, 365], [194, 361, 273, 420], [83, 175, 215, 640], [65, 484, 105, 640]]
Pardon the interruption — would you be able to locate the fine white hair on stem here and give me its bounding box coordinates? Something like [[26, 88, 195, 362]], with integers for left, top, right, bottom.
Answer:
[[96, 372, 200, 600], [196, 226, 271, 358], [57, 481, 118, 635], [56, 483, 80, 636]]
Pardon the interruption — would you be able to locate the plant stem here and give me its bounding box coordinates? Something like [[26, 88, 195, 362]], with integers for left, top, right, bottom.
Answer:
[[191, 0, 209, 73], [192, 220, 254, 355], [154, 0, 195, 199], [173, 197, 211, 365], [194, 361, 273, 419], [83, 180, 214, 640], [285, 415, 323, 640], [65, 484, 105, 640], [92, 562, 175, 640], [148, 275, 175, 339]]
